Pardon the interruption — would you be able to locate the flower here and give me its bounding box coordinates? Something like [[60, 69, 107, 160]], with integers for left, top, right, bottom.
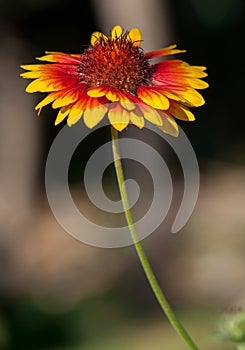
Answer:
[[20, 25, 208, 136]]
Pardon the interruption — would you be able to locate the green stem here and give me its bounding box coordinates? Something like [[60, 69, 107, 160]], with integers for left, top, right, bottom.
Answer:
[[111, 126, 199, 350]]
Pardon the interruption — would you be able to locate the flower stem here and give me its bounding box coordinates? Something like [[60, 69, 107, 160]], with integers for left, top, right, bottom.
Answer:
[[111, 126, 199, 350]]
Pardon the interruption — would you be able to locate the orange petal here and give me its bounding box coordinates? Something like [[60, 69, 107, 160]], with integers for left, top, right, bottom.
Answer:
[[154, 60, 208, 79], [36, 52, 81, 64], [52, 90, 80, 108], [145, 45, 186, 59]]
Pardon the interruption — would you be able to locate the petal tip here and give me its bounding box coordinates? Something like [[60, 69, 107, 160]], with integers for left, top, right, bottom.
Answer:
[[111, 25, 123, 39], [127, 28, 142, 45]]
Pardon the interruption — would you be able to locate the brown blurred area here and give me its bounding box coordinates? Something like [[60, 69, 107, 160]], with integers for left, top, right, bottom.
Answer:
[[4, 160, 245, 307], [0, 0, 245, 349]]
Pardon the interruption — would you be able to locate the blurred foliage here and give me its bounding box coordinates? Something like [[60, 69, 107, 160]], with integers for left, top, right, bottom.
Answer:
[[0, 294, 236, 350], [0, 297, 85, 349], [218, 310, 245, 344]]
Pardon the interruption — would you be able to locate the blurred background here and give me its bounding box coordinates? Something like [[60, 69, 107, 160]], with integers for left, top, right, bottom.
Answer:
[[1, 0, 245, 349]]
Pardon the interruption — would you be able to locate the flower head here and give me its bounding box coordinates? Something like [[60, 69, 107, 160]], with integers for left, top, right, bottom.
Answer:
[[21, 25, 208, 136]]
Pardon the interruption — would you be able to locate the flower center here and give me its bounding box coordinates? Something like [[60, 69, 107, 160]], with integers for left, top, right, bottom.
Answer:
[[77, 33, 154, 93]]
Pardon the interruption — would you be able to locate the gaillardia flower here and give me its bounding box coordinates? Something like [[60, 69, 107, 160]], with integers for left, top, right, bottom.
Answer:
[[21, 25, 208, 136]]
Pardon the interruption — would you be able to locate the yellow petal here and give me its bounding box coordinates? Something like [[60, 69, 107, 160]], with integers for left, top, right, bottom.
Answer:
[[185, 66, 208, 78], [160, 90, 186, 103], [108, 90, 131, 103], [20, 71, 42, 79], [163, 88, 205, 107], [25, 79, 61, 93], [169, 102, 195, 121], [67, 104, 83, 126], [186, 78, 209, 89], [35, 94, 57, 111], [55, 107, 71, 125], [178, 88, 205, 107], [140, 105, 163, 126], [157, 113, 179, 137], [105, 90, 121, 102], [87, 87, 106, 97], [127, 28, 141, 46], [120, 101, 136, 111], [52, 92, 78, 108], [91, 32, 108, 45], [108, 105, 129, 131], [25, 79, 44, 93], [83, 105, 107, 128], [138, 88, 170, 110], [111, 25, 123, 39], [36, 54, 56, 62], [130, 111, 144, 129], [20, 64, 43, 71]]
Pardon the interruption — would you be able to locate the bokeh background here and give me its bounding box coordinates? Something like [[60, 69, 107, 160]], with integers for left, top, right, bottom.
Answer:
[[1, 0, 245, 349]]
